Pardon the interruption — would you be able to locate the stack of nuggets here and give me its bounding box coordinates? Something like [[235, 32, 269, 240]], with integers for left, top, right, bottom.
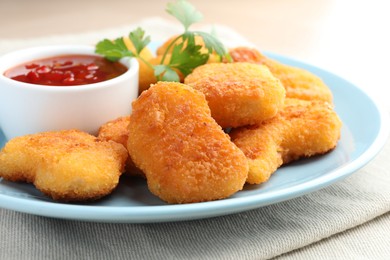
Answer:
[[127, 82, 249, 203], [223, 47, 341, 184], [96, 44, 342, 202], [0, 41, 342, 204]]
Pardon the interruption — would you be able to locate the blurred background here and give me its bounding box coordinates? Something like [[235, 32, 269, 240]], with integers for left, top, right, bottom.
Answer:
[[1, 0, 389, 103]]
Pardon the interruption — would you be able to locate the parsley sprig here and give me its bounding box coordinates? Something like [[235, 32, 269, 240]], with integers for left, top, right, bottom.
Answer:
[[95, 28, 151, 64], [95, 0, 229, 82]]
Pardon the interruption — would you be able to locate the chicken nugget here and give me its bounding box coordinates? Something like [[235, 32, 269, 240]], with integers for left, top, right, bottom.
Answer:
[[229, 47, 333, 103], [230, 98, 342, 184], [98, 116, 144, 177], [98, 116, 130, 146], [184, 62, 286, 128], [127, 81, 248, 204], [0, 130, 128, 201]]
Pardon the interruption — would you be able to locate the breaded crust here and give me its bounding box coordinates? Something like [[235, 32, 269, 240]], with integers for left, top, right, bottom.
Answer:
[[229, 47, 333, 103], [230, 98, 342, 184], [184, 62, 286, 128], [0, 130, 128, 201], [127, 81, 248, 203], [98, 116, 144, 177], [98, 116, 131, 146]]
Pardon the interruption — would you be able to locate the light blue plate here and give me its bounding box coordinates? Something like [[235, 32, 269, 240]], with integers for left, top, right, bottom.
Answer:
[[0, 53, 389, 223]]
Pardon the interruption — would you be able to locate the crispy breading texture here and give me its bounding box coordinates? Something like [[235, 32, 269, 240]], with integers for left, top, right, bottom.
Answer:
[[229, 47, 333, 103], [98, 116, 131, 146], [230, 98, 342, 184], [0, 130, 128, 201], [127, 81, 248, 204], [184, 62, 286, 128], [98, 116, 144, 177]]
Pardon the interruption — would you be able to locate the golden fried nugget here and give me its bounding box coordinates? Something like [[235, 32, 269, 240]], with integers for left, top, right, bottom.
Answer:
[[0, 130, 128, 201], [184, 62, 286, 128], [229, 47, 333, 103], [98, 116, 131, 150], [98, 116, 144, 177], [127, 82, 248, 204], [230, 98, 342, 184]]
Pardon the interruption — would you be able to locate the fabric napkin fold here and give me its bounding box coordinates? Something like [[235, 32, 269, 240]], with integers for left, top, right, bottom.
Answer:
[[1, 17, 389, 259]]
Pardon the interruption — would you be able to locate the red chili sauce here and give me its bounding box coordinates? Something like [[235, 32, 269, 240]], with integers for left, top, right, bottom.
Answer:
[[4, 55, 128, 86]]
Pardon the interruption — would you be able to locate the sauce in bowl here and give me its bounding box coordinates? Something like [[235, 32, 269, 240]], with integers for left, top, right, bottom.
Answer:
[[4, 55, 127, 86]]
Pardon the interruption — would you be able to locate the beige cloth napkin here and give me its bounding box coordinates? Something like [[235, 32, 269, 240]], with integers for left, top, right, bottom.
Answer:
[[1, 18, 389, 259]]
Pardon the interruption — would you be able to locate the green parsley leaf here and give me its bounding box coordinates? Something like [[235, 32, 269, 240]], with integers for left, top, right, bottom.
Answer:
[[154, 65, 180, 82], [95, 38, 134, 62], [95, 0, 231, 85], [161, 68, 181, 82], [129, 27, 151, 54], [181, 32, 195, 47], [166, 0, 203, 31], [169, 42, 209, 76], [194, 31, 227, 58], [153, 65, 167, 77]]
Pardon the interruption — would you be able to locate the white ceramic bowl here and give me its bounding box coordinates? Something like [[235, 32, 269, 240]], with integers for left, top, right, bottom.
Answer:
[[0, 45, 139, 140]]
